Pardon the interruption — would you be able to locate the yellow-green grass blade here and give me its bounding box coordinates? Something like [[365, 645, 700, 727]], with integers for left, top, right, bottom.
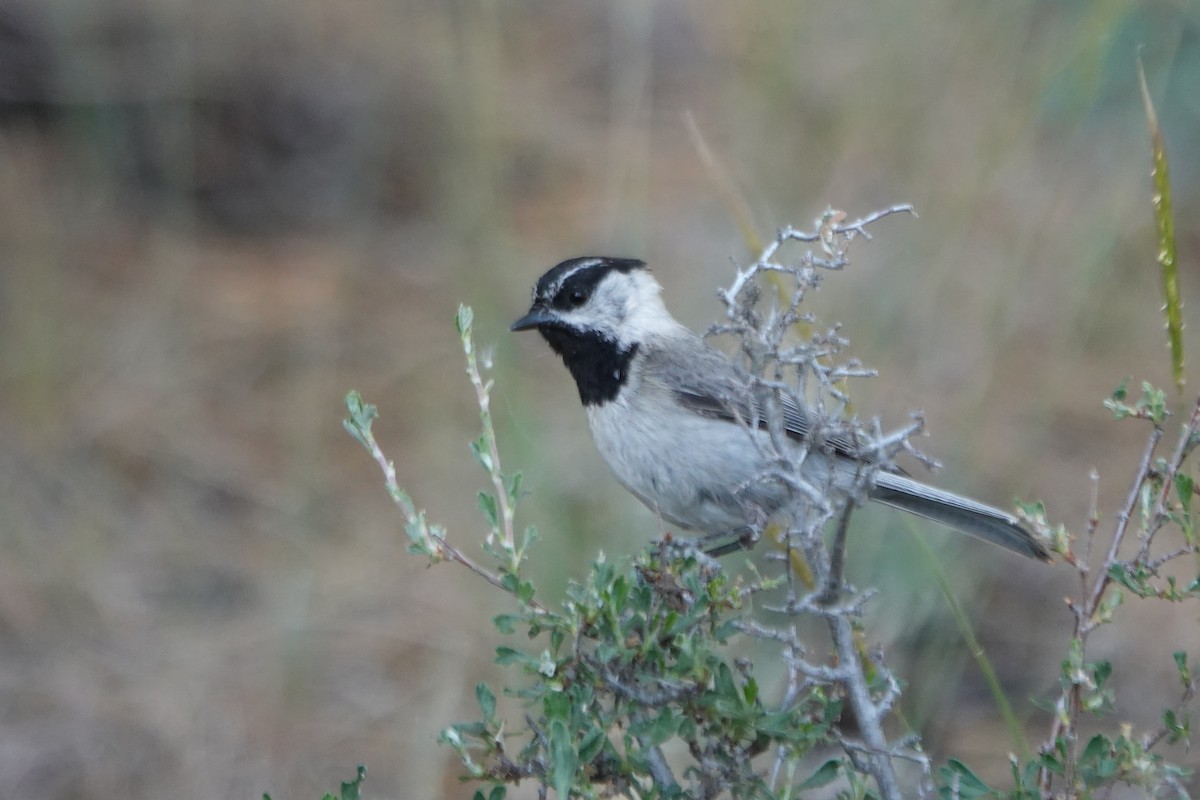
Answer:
[[1138, 55, 1184, 393]]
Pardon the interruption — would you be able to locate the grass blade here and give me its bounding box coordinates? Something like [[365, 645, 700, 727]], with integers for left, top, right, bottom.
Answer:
[[1138, 54, 1184, 392]]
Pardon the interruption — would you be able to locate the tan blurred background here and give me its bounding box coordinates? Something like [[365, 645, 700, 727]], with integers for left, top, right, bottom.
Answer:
[[1, 0, 1198, 797]]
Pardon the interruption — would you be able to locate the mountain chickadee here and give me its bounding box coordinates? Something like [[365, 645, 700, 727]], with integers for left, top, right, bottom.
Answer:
[[511, 256, 1050, 561]]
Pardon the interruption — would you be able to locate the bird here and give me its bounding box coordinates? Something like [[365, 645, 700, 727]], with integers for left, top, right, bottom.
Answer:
[[510, 256, 1050, 561]]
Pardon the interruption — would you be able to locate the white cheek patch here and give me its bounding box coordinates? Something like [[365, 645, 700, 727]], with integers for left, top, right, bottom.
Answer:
[[555, 277, 631, 341], [619, 272, 683, 344], [557, 300, 620, 339]]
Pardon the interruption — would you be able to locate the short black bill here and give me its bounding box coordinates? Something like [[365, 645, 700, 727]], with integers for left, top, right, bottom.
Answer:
[[511, 306, 556, 331]]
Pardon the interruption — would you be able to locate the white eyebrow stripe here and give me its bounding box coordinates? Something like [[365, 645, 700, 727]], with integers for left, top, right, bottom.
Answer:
[[541, 258, 604, 300]]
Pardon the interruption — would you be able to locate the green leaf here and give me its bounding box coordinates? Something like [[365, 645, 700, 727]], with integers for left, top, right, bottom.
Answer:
[[549, 719, 577, 799], [492, 614, 520, 634], [714, 662, 738, 700], [645, 708, 681, 745], [1011, 755, 1043, 792], [477, 491, 499, 528], [1095, 586, 1123, 623], [341, 419, 366, 447], [938, 758, 998, 799], [470, 437, 493, 473], [1107, 562, 1154, 598], [578, 726, 607, 763], [404, 512, 430, 550], [1174, 651, 1191, 686], [1176, 472, 1195, 544], [342, 391, 378, 447], [1105, 379, 1134, 419], [495, 646, 529, 666], [454, 720, 489, 737], [1141, 382, 1169, 424], [1038, 748, 1064, 776], [742, 676, 759, 705], [519, 580, 537, 605], [476, 683, 496, 721], [798, 759, 841, 790], [1163, 708, 1190, 745], [455, 304, 475, 337], [520, 525, 539, 551], [1079, 735, 1117, 786], [544, 690, 571, 722], [504, 471, 524, 504], [340, 765, 366, 800]]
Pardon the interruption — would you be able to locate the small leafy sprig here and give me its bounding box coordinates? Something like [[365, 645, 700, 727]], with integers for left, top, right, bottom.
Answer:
[[343, 304, 540, 609], [1022, 385, 1200, 798], [441, 550, 841, 800]]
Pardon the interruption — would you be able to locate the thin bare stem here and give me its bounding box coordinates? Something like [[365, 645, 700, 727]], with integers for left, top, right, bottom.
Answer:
[[1139, 394, 1200, 563], [459, 306, 520, 552], [1083, 424, 1163, 620], [827, 612, 902, 799]]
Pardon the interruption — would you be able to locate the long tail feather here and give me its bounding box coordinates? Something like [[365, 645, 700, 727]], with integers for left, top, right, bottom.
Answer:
[[869, 472, 1051, 561]]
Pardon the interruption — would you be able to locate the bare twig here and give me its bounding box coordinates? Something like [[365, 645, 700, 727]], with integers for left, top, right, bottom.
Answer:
[[721, 207, 917, 800], [1140, 394, 1200, 562], [828, 611, 903, 799], [1083, 424, 1164, 622]]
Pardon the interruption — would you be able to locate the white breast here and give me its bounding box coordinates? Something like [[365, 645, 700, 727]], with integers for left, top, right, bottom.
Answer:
[[584, 385, 809, 534]]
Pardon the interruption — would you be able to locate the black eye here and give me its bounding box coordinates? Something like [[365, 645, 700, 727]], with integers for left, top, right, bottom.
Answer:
[[567, 288, 588, 307]]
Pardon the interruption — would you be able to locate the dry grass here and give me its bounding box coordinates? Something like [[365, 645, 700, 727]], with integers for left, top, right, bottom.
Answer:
[[1, 1, 1197, 797]]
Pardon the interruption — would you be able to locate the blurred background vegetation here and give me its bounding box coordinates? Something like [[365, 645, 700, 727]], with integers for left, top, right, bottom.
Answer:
[[1, 0, 1197, 797]]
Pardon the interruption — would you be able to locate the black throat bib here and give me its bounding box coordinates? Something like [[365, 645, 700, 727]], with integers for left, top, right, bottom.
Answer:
[[538, 326, 637, 406]]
